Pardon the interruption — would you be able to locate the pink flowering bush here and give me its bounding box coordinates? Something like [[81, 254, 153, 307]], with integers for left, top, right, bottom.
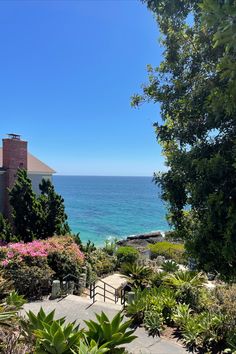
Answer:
[[0, 236, 84, 268], [0, 236, 84, 299]]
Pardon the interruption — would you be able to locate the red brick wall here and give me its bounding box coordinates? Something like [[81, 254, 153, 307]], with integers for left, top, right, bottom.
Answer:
[[2, 138, 28, 217]]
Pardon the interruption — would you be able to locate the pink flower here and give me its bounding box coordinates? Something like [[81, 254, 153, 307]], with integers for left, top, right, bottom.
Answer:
[[1, 259, 9, 267]]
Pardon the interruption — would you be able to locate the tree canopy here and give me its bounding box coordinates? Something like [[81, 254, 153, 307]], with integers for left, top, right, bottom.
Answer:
[[9, 169, 70, 242], [132, 0, 236, 277]]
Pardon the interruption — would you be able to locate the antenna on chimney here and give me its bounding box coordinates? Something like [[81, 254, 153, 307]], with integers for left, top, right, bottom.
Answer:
[[7, 133, 21, 140]]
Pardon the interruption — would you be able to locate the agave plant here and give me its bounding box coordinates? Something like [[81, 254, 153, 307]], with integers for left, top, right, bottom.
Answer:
[[161, 260, 179, 273], [6, 291, 26, 310], [121, 262, 151, 288], [125, 288, 150, 325], [85, 311, 136, 351], [34, 320, 83, 354], [172, 303, 192, 327], [72, 339, 108, 354], [144, 311, 164, 337], [164, 270, 207, 288]]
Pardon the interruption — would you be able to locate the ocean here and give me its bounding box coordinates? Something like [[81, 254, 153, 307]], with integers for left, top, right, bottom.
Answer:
[[53, 176, 169, 246]]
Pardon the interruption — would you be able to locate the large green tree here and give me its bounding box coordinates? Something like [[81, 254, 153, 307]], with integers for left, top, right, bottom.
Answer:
[[9, 169, 43, 242], [38, 178, 70, 238], [132, 0, 236, 277], [9, 170, 70, 242]]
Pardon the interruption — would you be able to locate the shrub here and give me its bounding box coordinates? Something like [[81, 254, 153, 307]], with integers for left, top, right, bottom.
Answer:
[[103, 238, 117, 256], [148, 241, 185, 263], [47, 252, 81, 281], [164, 270, 207, 288], [6, 260, 54, 300], [180, 312, 225, 351], [88, 249, 116, 277], [121, 262, 152, 288], [150, 271, 168, 288], [172, 303, 192, 328], [161, 260, 179, 273], [144, 311, 164, 337], [116, 246, 139, 265], [85, 311, 136, 351]]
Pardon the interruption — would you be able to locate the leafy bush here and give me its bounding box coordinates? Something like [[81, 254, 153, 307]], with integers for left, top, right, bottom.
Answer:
[[121, 262, 152, 288], [88, 249, 116, 277], [0, 236, 84, 299], [148, 241, 185, 263], [47, 251, 81, 281], [144, 311, 164, 337], [6, 260, 54, 299], [164, 270, 207, 288], [0, 291, 28, 353], [150, 271, 168, 288], [180, 312, 225, 351], [125, 286, 176, 326], [85, 311, 136, 351], [34, 319, 83, 353], [125, 288, 149, 325], [116, 246, 139, 265], [161, 260, 179, 273], [172, 303, 192, 328], [103, 238, 117, 256]]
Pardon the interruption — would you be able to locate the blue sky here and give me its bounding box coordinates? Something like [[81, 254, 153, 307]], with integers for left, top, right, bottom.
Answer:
[[0, 0, 164, 176]]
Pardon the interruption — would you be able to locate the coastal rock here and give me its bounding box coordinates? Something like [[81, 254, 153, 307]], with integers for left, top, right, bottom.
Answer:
[[116, 231, 167, 250]]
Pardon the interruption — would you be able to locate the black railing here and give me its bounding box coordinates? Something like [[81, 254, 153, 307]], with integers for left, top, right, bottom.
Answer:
[[90, 279, 120, 304]]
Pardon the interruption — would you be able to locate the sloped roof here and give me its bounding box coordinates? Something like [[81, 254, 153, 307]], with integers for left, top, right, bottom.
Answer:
[[0, 148, 55, 174]]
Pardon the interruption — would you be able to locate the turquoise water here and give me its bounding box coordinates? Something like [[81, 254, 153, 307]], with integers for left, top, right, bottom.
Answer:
[[53, 176, 169, 246]]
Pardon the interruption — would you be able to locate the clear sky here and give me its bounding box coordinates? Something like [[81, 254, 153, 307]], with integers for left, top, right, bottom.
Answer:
[[0, 0, 164, 176]]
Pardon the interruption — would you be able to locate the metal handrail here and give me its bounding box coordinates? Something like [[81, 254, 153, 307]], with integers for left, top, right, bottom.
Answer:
[[90, 280, 119, 304]]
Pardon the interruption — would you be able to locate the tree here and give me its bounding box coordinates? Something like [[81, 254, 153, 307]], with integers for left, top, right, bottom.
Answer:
[[9, 170, 70, 242], [0, 213, 13, 243], [38, 178, 70, 238], [132, 0, 236, 277], [9, 169, 43, 242]]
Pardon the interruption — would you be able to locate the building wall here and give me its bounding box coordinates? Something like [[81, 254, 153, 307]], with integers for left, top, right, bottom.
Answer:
[[0, 173, 5, 214], [28, 173, 52, 195]]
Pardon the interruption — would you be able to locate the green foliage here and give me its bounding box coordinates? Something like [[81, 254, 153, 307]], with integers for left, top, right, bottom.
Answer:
[[181, 312, 224, 350], [84, 311, 137, 351], [103, 238, 117, 256], [150, 271, 167, 288], [6, 260, 54, 300], [9, 170, 70, 242], [47, 251, 81, 281], [164, 270, 207, 310], [116, 246, 139, 265], [121, 262, 151, 288], [6, 291, 26, 310], [38, 178, 71, 238], [144, 311, 164, 337], [161, 260, 179, 273], [9, 169, 43, 242], [88, 249, 116, 277], [125, 286, 176, 326], [164, 270, 207, 288], [0, 213, 14, 243], [133, 0, 236, 278], [74, 340, 109, 354], [172, 303, 192, 328], [148, 242, 185, 263], [0, 270, 13, 299], [125, 288, 149, 325], [34, 319, 83, 354]]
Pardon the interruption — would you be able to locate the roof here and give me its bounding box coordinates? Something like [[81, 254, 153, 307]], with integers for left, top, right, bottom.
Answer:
[[0, 148, 55, 174]]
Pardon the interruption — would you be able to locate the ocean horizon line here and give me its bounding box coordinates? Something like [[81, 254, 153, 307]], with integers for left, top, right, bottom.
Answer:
[[54, 174, 154, 178]]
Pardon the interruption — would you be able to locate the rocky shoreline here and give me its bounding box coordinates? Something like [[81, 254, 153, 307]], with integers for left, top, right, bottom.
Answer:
[[116, 230, 170, 250]]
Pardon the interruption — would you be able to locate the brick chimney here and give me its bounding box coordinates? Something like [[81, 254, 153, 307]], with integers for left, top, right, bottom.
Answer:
[[3, 134, 27, 217]]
